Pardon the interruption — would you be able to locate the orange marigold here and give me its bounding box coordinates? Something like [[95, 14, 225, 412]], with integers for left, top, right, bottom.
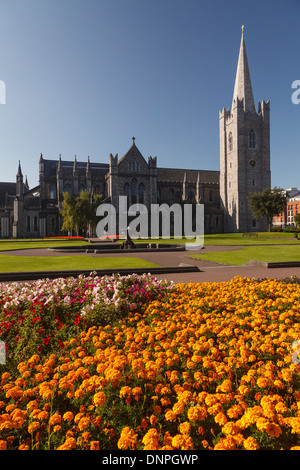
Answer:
[[243, 436, 260, 450], [117, 427, 137, 450]]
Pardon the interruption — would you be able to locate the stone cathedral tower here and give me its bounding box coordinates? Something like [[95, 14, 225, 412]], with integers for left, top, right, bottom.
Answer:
[[219, 29, 271, 233]]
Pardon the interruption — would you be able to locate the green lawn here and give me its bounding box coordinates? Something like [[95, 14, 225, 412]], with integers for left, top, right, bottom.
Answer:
[[129, 233, 300, 246], [204, 233, 300, 246], [188, 245, 300, 266], [0, 254, 159, 273]]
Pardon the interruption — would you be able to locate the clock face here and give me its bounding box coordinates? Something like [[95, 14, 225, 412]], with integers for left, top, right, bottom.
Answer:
[[249, 159, 256, 168]]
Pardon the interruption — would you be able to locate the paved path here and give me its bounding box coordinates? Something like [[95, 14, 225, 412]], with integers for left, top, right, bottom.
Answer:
[[2, 245, 300, 283]]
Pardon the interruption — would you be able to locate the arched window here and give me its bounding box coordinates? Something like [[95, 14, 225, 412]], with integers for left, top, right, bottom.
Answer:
[[249, 129, 256, 149], [138, 183, 145, 204], [131, 179, 137, 204], [65, 184, 72, 195], [50, 185, 56, 199], [252, 218, 257, 228], [189, 191, 195, 203], [34, 216, 38, 232], [124, 182, 130, 198], [228, 132, 233, 152], [157, 188, 161, 204]]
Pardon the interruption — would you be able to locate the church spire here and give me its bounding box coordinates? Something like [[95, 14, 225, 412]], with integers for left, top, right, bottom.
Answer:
[[232, 27, 256, 113]]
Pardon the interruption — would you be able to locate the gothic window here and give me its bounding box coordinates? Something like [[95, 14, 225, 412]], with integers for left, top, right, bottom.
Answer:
[[50, 185, 56, 199], [169, 188, 175, 204], [131, 178, 137, 204], [157, 188, 161, 204], [27, 216, 30, 232], [252, 218, 257, 228], [138, 183, 145, 204], [228, 132, 233, 152], [34, 216, 38, 232], [189, 191, 195, 203], [124, 182, 130, 199], [209, 190, 213, 202], [249, 129, 256, 149], [64, 184, 72, 195]]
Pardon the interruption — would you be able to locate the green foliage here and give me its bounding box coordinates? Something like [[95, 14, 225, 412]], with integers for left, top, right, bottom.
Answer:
[[60, 190, 103, 235], [248, 187, 286, 232], [294, 213, 300, 228]]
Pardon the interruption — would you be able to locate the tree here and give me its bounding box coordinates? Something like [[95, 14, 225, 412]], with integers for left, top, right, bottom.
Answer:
[[60, 190, 103, 236], [294, 213, 300, 229], [60, 192, 77, 234], [248, 187, 286, 232]]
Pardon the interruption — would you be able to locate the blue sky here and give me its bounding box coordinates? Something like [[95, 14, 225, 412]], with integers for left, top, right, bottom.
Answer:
[[0, 0, 299, 189]]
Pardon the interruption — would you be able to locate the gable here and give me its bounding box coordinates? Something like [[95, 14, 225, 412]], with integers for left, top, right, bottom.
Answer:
[[117, 142, 149, 174]]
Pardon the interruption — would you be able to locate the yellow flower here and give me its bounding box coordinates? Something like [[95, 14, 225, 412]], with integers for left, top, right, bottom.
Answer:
[[172, 434, 193, 450], [90, 441, 100, 450], [187, 406, 207, 422], [256, 377, 270, 389], [165, 409, 177, 422], [243, 436, 259, 450], [28, 421, 40, 434], [49, 413, 61, 427], [117, 427, 137, 450], [93, 391, 106, 407], [63, 411, 74, 422], [217, 379, 232, 393], [0, 440, 7, 450], [78, 416, 90, 431], [222, 421, 241, 436], [57, 437, 77, 450], [215, 412, 227, 426], [178, 421, 191, 434]]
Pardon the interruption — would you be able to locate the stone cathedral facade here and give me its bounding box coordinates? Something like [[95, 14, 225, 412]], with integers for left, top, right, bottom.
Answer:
[[0, 31, 270, 238]]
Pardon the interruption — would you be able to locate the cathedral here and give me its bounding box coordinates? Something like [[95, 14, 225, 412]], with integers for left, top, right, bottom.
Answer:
[[0, 30, 270, 238]]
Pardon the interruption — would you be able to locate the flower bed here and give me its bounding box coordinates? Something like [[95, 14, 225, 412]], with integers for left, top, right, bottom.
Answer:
[[1, 276, 300, 450], [0, 273, 173, 366]]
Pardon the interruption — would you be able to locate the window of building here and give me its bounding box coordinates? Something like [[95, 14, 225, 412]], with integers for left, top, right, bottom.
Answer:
[[34, 216, 38, 232], [138, 183, 144, 204], [169, 188, 175, 204], [124, 182, 130, 198], [157, 188, 161, 203], [252, 218, 257, 228], [65, 184, 72, 195], [228, 132, 233, 152], [131, 178, 137, 204], [249, 129, 256, 149], [50, 185, 56, 199]]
